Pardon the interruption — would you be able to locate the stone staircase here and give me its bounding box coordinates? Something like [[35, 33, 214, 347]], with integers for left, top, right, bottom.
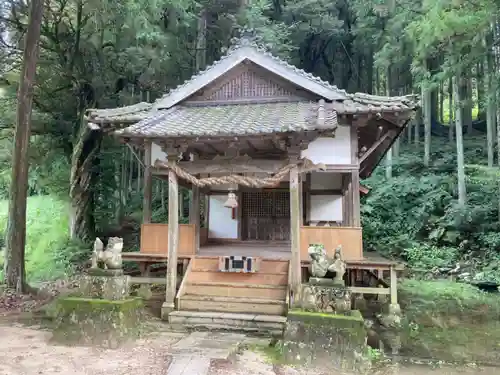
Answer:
[[169, 257, 289, 336]]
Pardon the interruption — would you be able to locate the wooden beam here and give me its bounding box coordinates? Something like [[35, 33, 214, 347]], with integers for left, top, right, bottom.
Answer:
[[162, 156, 179, 318], [359, 131, 391, 164], [142, 141, 152, 223], [153, 156, 330, 176], [289, 166, 302, 302], [190, 185, 200, 253]]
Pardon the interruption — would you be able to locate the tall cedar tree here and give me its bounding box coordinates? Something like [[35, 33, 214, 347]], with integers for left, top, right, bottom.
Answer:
[[3, 0, 44, 291]]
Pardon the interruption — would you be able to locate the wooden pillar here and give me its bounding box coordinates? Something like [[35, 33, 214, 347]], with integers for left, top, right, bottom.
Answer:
[[190, 185, 200, 252], [342, 174, 352, 226], [162, 156, 179, 318], [142, 141, 152, 224], [298, 173, 304, 226], [351, 123, 361, 227], [351, 170, 361, 227], [390, 265, 398, 306], [290, 166, 302, 299], [304, 173, 311, 225]]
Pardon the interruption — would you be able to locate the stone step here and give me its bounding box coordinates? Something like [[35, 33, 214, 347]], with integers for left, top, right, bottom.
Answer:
[[179, 294, 287, 315], [184, 281, 287, 300], [168, 311, 286, 336]]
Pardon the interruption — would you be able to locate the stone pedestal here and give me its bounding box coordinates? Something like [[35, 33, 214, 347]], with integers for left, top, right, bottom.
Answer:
[[300, 280, 352, 314], [78, 273, 130, 301], [282, 310, 369, 372], [52, 297, 143, 348]]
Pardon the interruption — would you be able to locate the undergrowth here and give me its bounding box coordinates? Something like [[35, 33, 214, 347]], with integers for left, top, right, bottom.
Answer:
[[362, 136, 500, 281], [0, 195, 87, 282]]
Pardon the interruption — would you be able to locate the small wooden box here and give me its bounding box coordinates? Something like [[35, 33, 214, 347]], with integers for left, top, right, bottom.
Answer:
[[218, 256, 260, 273]]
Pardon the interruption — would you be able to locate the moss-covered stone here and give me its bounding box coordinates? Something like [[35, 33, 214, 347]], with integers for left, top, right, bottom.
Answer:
[[281, 309, 369, 372], [51, 297, 143, 348], [77, 275, 131, 301]]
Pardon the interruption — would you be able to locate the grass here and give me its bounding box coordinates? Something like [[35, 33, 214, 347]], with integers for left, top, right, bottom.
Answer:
[[0, 195, 80, 282]]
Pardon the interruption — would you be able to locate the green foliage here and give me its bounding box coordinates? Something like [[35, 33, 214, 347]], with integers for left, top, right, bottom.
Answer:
[[0, 196, 88, 282], [362, 137, 500, 278]]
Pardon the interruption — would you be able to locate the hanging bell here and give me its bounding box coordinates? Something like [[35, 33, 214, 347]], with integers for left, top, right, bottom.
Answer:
[[224, 191, 238, 208]]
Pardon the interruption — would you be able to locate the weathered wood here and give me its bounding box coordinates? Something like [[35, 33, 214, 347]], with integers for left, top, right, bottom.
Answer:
[[130, 276, 167, 285], [351, 124, 361, 228], [289, 166, 301, 298], [304, 173, 311, 225], [142, 141, 152, 223], [390, 265, 398, 305], [190, 186, 201, 252], [359, 131, 391, 164], [164, 158, 179, 314], [348, 286, 390, 295], [351, 170, 361, 227]]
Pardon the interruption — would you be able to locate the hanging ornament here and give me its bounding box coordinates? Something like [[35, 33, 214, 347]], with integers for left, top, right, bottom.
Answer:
[[224, 190, 238, 208]]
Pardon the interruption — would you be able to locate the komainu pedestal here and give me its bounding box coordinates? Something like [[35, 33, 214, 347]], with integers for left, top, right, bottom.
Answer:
[[282, 310, 369, 373], [302, 244, 351, 313], [51, 237, 142, 348]]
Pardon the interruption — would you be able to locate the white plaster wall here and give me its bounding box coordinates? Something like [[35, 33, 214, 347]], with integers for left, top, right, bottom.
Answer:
[[310, 195, 343, 222], [310, 172, 342, 190], [208, 195, 239, 239], [151, 142, 167, 165], [301, 125, 351, 165]]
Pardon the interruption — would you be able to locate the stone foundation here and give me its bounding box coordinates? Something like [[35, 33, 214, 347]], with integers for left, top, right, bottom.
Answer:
[[281, 310, 369, 372], [77, 274, 131, 301], [52, 297, 143, 348], [299, 282, 352, 314]]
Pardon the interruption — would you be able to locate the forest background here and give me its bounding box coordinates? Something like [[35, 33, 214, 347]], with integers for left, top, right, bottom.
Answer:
[[0, 0, 500, 284]]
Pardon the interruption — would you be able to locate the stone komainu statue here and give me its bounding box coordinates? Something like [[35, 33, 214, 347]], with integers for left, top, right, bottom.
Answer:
[[91, 237, 123, 270], [308, 244, 346, 283]]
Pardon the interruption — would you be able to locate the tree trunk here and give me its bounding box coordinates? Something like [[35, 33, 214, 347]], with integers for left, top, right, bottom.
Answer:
[[3, 0, 44, 291], [69, 124, 102, 242], [385, 69, 392, 179], [477, 61, 485, 121], [454, 74, 467, 207], [448, 77, 454, 143], [439, 82, 444, 123], [463, 77, 473, 134], [423, 61, 432, 167], [485, 35, 496, 167], [195, 8, 207, 71]]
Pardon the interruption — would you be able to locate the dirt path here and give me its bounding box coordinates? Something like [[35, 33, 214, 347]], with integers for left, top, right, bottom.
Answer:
[[209, 351, 499, 375], [0, 323, 498, 375], [0, 324, 180, 375]]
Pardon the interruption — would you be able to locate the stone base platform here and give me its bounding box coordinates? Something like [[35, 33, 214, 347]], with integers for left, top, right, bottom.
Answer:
[[51, 297, 143, 348], [281, 309, 369, 372], [77, 273, 131, 301]]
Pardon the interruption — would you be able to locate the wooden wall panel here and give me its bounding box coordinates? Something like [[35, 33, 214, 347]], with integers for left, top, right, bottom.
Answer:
[[300, 226, 363, 261], [140, 223, 196, 256], [200, 228, 209, 246]]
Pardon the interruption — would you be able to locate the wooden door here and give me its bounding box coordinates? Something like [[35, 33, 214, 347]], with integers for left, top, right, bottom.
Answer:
[[242, 191, 290, 241]]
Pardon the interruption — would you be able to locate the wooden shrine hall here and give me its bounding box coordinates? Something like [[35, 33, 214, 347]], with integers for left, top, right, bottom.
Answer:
[[86, 37, 418, 331]]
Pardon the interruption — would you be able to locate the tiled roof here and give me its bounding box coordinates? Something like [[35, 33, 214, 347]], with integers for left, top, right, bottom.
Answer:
[[331, 93, 419, 114], [152, 38, 349, 110], [115, 102, 338, 138], [85, 102, 153, 125]]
